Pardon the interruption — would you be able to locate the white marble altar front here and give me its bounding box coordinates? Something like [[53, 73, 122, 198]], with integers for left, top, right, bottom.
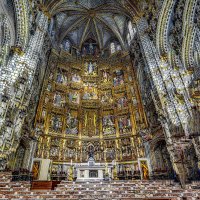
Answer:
[[75, 158, 113, 182]]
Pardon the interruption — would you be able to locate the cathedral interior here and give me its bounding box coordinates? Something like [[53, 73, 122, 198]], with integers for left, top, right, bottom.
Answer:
[[0, 0, 200, 199]]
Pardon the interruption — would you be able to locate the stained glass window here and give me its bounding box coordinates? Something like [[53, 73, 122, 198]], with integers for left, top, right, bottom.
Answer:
[[110, 42, 116, 54], [62, 39, 71, 52], [128, 21, 135, 39], [127, 33, 131, 46]]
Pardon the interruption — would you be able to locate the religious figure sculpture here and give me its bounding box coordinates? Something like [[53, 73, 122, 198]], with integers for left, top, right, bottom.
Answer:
[[51, 138, 60, 146], [63, 40, 70, 52], [15, 84, 24, 99], [49, 72, 53, 80], [85, 62, 97, 75], [88, 62, 94, 74], [83, 84, 98, 100], [69, 92, 80, 104], [66, 113, 78, 135], [44, 96, 49, 104], [88, 145, 95, 160], [72, 73, 81, 83], [103, 115, 116, 135], [102, 70, 110, 82], [113, 70, 124, 86], [141, 161, 149, 180], [56, 73, 62, 83], [101, 91, 113, 104], [62, 75, 68, 85], [56, 70, 68, 85], [53, 93, 62, 106], [51, 115, 62, 132], [41, 109, 46, 117], [117, 96, 128, 109], [50, 147, 59, 158], [46, 83, 51, 91], [118, 116, 132, 134]]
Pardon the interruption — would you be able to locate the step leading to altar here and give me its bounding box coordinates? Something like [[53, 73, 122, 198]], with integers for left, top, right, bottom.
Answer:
[[1, 172, 200, 199]]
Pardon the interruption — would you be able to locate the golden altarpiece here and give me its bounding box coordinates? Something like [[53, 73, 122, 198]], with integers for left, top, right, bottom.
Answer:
[[34, 50, 148, 178]]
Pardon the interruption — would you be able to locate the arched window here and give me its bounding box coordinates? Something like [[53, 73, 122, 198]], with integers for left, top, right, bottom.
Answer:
[[110, 42, 116, 54], [128, 21, 135, 40], [48, 18, 54, 35], [116, 44, 121, 51], [127, 33, 131, 46], [62, 39, 71, 52]]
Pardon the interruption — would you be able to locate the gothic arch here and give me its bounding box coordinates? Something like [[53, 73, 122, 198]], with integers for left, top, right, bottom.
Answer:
[[14, 137, 30, 170], [151, 139, 173, 174]]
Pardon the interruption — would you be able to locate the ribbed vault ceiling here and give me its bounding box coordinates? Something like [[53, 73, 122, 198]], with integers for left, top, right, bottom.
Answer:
[[40, 0, 139, 50]]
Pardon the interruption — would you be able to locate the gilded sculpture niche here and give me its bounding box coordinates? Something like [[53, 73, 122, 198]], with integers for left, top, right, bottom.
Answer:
[[118, 115, 132, 135], [35, 51, 146, 164], [113, 69, 124, 87], [56, 68, 68, 85], [101, 90, 113, 105], [82, 83, 98, 100], [66, 110, 79, 135], [84, 61, 98, 76], [102, 114, 116, 135], [50, 114, 63, 133]]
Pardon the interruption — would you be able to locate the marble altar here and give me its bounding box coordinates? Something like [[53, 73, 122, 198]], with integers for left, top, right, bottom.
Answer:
[[75, 158, 113, 182]]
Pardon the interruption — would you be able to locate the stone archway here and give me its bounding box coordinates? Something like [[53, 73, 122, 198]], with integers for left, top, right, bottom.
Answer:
[[151, 139, 174, 178], [14, 144, 26, 170], [14, 137, 31, 170]]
